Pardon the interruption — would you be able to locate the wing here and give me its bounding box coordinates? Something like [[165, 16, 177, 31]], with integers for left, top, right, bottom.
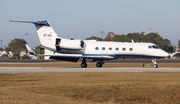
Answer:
[[43, 53, 114, 62], [26, 44, 114, 62]]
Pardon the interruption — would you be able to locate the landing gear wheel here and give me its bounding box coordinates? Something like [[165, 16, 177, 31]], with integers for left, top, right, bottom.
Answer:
[[152, 59, 158, 68], [81, 63, 87, 68], [154, 64, 158, 68], [96, 62, 102, 68]]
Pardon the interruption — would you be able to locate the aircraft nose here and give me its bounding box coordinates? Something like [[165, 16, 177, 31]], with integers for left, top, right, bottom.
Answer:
[[163, 51, 170, 57]]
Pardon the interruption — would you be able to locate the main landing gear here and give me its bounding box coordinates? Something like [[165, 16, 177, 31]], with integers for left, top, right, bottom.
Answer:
[[152, 59, 158, 68], [81, 58, 87, 68], [96, 60, 104, 68], [81, 58, 104, 68]]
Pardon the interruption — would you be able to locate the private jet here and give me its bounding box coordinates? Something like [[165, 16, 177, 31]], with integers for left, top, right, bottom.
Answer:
[[10, 20, 169, 68]]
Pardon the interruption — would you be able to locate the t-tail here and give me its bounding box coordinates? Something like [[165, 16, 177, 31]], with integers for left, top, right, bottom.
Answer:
[[10, 20, 60, 51]]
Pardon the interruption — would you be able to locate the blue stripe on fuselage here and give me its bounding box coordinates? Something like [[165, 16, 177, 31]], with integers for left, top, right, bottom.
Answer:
[[82, 54, 165, 59]]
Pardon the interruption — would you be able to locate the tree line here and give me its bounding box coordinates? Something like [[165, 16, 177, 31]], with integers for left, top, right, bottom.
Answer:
[[86, 32, 179, 53], [0, 32, 179, 59], [0, 38, 44, 59]]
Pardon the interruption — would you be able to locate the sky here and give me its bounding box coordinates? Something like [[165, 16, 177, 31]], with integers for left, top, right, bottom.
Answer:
[[0, 0, 180, 48]]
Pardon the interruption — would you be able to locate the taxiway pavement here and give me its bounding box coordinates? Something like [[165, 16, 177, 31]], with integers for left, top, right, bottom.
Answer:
[[0, 67, 180, 74]]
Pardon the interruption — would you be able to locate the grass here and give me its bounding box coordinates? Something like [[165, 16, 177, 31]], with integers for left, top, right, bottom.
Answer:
[[0, 72, 180, 104]]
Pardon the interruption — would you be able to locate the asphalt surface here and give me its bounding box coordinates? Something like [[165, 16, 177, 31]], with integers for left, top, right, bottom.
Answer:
[[0, 67, 180, 74], [0, 59, 180, 63]]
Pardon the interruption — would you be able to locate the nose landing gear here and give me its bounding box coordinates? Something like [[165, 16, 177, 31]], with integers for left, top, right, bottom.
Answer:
[[152, 59, 158, 68]]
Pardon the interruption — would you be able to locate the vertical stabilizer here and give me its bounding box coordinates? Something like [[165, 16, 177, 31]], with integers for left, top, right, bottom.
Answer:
[[10, 20, 58, 51], [25, 44, 36, 55]]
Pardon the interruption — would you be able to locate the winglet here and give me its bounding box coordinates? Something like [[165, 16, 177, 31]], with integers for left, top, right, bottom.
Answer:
[[25, 44, 36, 56]]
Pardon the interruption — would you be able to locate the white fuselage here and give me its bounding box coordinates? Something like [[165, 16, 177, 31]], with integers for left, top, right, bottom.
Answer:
[[82, 41, 169, 59]]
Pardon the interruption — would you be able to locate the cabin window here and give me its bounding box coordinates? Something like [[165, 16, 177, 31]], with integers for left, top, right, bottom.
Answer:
[[102, 47, 105, 50], [115, 47, 119, 51], [95, 47, 99, 50], [109, 47, 112, 51], [129, 48, 133, 51], [122, 47, 126, 51]]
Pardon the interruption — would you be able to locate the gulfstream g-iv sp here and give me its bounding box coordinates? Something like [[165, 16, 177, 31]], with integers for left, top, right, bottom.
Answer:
[[10, 20, 169, 68]]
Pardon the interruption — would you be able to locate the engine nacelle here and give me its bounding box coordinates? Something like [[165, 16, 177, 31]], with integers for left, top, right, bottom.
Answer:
[[60, 39, 85, 49]]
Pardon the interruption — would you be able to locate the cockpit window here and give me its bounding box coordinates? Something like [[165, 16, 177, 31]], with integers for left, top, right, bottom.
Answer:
[[148, 45, 160, 49], [148, 45, 152, 48], [153, 45, 159, 49]]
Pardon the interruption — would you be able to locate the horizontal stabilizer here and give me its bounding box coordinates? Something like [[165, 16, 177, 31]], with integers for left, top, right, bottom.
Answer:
[[10, 20, 50, 26]]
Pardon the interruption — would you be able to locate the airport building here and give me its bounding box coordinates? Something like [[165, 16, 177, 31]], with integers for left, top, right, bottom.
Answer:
[[0, 50, 36, 59]]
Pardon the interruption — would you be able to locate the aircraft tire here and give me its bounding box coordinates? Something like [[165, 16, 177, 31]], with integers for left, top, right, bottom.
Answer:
[[154, 64, 158, 68], [81, 63, 87, 68], [96, 62, 102, 68]]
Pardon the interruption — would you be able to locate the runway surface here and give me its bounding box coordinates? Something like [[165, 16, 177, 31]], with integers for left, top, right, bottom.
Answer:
[[1, 59, 180, 63], [0, 67, 180, 74]]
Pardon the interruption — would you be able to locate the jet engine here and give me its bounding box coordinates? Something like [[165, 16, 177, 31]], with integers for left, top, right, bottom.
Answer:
[[55, 38, 85, 53], [60, 39, 85, 49]]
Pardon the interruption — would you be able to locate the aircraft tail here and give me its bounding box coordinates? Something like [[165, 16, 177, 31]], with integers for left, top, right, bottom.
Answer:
[[25, 44, 50, 57], [10, 20, 58, 51], [25, 44, 36, 56]]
